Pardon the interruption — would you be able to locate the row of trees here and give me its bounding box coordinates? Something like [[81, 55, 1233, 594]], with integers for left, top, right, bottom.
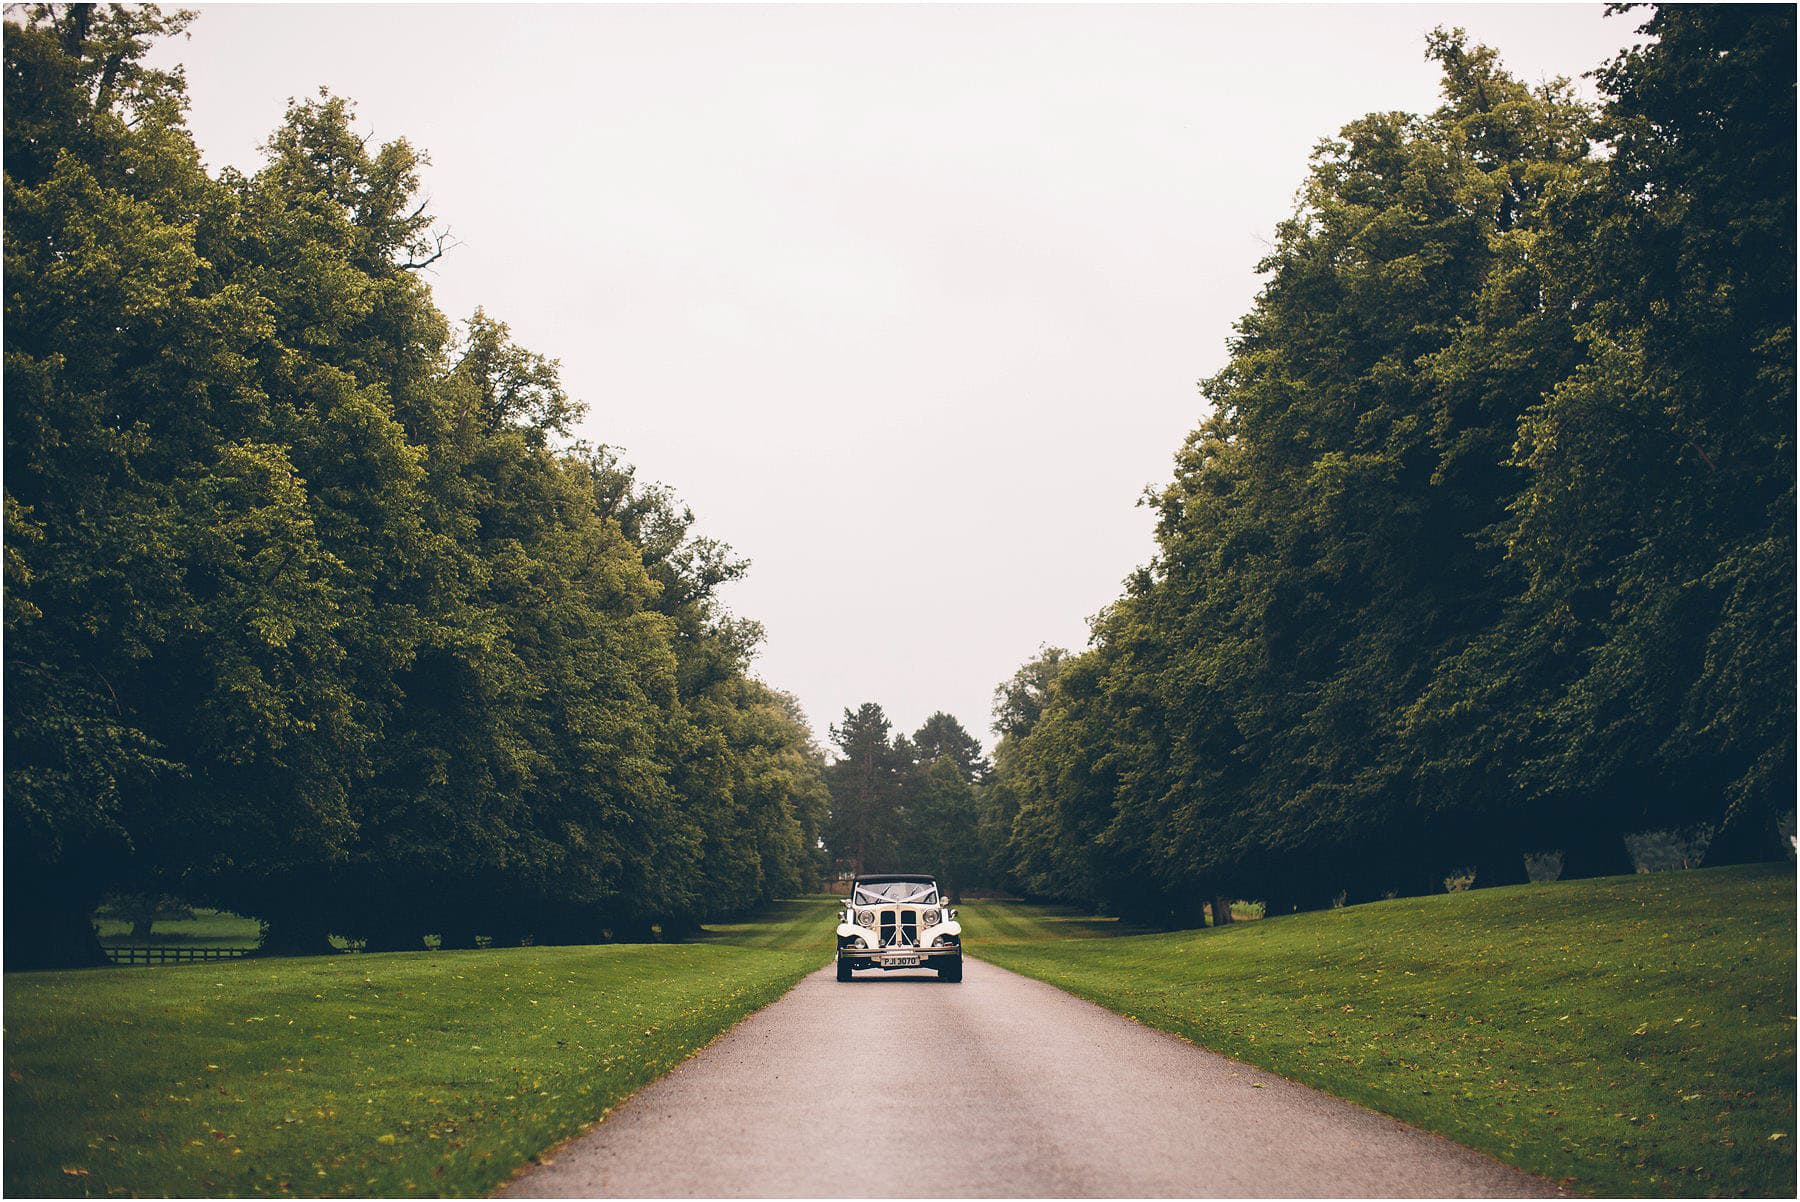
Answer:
[[980, 6, 1795, 922], [4, 5, 829, 969], [821, 704, 989, 899]]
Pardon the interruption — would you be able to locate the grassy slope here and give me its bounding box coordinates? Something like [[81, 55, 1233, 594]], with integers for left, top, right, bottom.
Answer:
[[963, 866, 1795, 1197], [4, 897, 834, 1198]]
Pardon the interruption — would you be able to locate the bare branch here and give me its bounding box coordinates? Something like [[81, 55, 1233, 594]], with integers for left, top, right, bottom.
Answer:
[[399, 228, 459, 272]]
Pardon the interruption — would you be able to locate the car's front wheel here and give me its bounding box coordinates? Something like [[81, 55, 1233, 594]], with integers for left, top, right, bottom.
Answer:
[[836, 956, 854, 982], [938, 955, 963, 983]]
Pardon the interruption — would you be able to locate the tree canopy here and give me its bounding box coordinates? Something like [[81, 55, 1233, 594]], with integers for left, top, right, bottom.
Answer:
[[981, 7, 1795, 919], [3, 4, 828, 967], [822, 704, 988, 899], [7, 5, 1790, 961]]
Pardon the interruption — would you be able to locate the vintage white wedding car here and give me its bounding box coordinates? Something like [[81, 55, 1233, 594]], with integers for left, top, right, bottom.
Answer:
[[835, 873, 963, 982]]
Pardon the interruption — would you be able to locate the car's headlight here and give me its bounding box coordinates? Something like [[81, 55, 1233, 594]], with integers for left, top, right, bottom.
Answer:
[[922, 908, 941, 927], [855, 909, 876, 927]]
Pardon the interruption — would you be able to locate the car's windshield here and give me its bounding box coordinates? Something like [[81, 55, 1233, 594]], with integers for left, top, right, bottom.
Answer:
[[852, 880, 938, 905]]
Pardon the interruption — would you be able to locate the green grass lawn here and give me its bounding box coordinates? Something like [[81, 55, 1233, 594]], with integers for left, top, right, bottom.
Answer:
[[961, 865, 1796, 1197], [5, 897, 834, 1197], [95, 909, 263, 948]]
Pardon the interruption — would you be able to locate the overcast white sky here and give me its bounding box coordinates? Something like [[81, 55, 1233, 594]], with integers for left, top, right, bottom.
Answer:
[[154, 3, 1647, 752]]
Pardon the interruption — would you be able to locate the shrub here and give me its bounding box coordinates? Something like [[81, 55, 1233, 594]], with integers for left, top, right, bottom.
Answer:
[[1625, 826, 1715, 873], [1524, 851, 1565, 883]]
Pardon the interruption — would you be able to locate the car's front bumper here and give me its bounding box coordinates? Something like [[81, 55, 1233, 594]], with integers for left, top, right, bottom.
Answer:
[[838, 945, 961, 965]]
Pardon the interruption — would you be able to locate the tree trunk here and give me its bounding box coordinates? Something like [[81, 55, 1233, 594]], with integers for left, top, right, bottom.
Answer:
[[660, 915, 701, 942], [1291, 877, 1336, 913], [1395, 863, 1444, 898], [1560, 827, 1635, 879], [4, 883, 110, 970], [254, 912, 337, 958], [1708, 800, 1785, 866], [609, 919, 656, 944], [363, 921, 426, 953], [130, 916, 154, 940], [1472, 849, 1528, 889], [853, 742, 872, 877], [486, 920, 529, 949]]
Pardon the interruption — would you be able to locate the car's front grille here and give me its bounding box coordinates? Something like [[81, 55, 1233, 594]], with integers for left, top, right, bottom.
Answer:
[[878, 908, 920, 947]]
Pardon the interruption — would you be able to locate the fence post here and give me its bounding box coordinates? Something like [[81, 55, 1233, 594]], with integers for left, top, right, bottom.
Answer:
[[104, 945, 255, 966]]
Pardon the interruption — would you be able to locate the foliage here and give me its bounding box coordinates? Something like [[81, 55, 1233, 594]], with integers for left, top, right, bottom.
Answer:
[[984, 6, 1795, 917], [964, 865, 1797, 1198], [913, 710, 991, 783], [94, 908, 261, 948], [821, 704, 991, 897], [2, 5, 828, 967], [96, 893, 197, 939], [2, 898, 833, 1197], [1624, 826, 1716, 875]]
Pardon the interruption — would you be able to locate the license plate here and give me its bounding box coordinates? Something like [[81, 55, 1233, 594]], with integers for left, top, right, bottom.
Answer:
[[885, 953, 920, 967]]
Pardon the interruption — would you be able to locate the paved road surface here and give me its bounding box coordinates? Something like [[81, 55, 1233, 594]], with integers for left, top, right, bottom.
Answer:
[[503, 958, 1560, 1197]]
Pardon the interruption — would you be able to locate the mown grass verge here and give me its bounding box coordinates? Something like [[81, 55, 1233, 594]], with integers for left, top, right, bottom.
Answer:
[[95, 909, 264, 949], [961, 865, 1795, 1197], [4, 897, 833, 1197]]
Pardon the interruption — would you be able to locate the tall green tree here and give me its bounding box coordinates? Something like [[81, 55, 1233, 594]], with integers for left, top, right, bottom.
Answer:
[[912, 710, 990, 782], [5, 5, 365, 966], [985, 8, 1793, 921], [195, 89, 456, 952], [899, 758, 983, 900], [4, 5, 834, 966], [1120, 29, 1598, 908], [824, 703, 903, 875], [1499, 3, 1795, 863], [892, 713, 989, 896]]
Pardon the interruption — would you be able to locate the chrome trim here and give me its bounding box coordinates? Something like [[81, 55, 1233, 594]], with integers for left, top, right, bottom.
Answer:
[[837, 946, 960, 961]]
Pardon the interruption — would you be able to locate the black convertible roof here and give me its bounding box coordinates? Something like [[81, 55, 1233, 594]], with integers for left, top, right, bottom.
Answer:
[[852, 873, 936, 884]]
